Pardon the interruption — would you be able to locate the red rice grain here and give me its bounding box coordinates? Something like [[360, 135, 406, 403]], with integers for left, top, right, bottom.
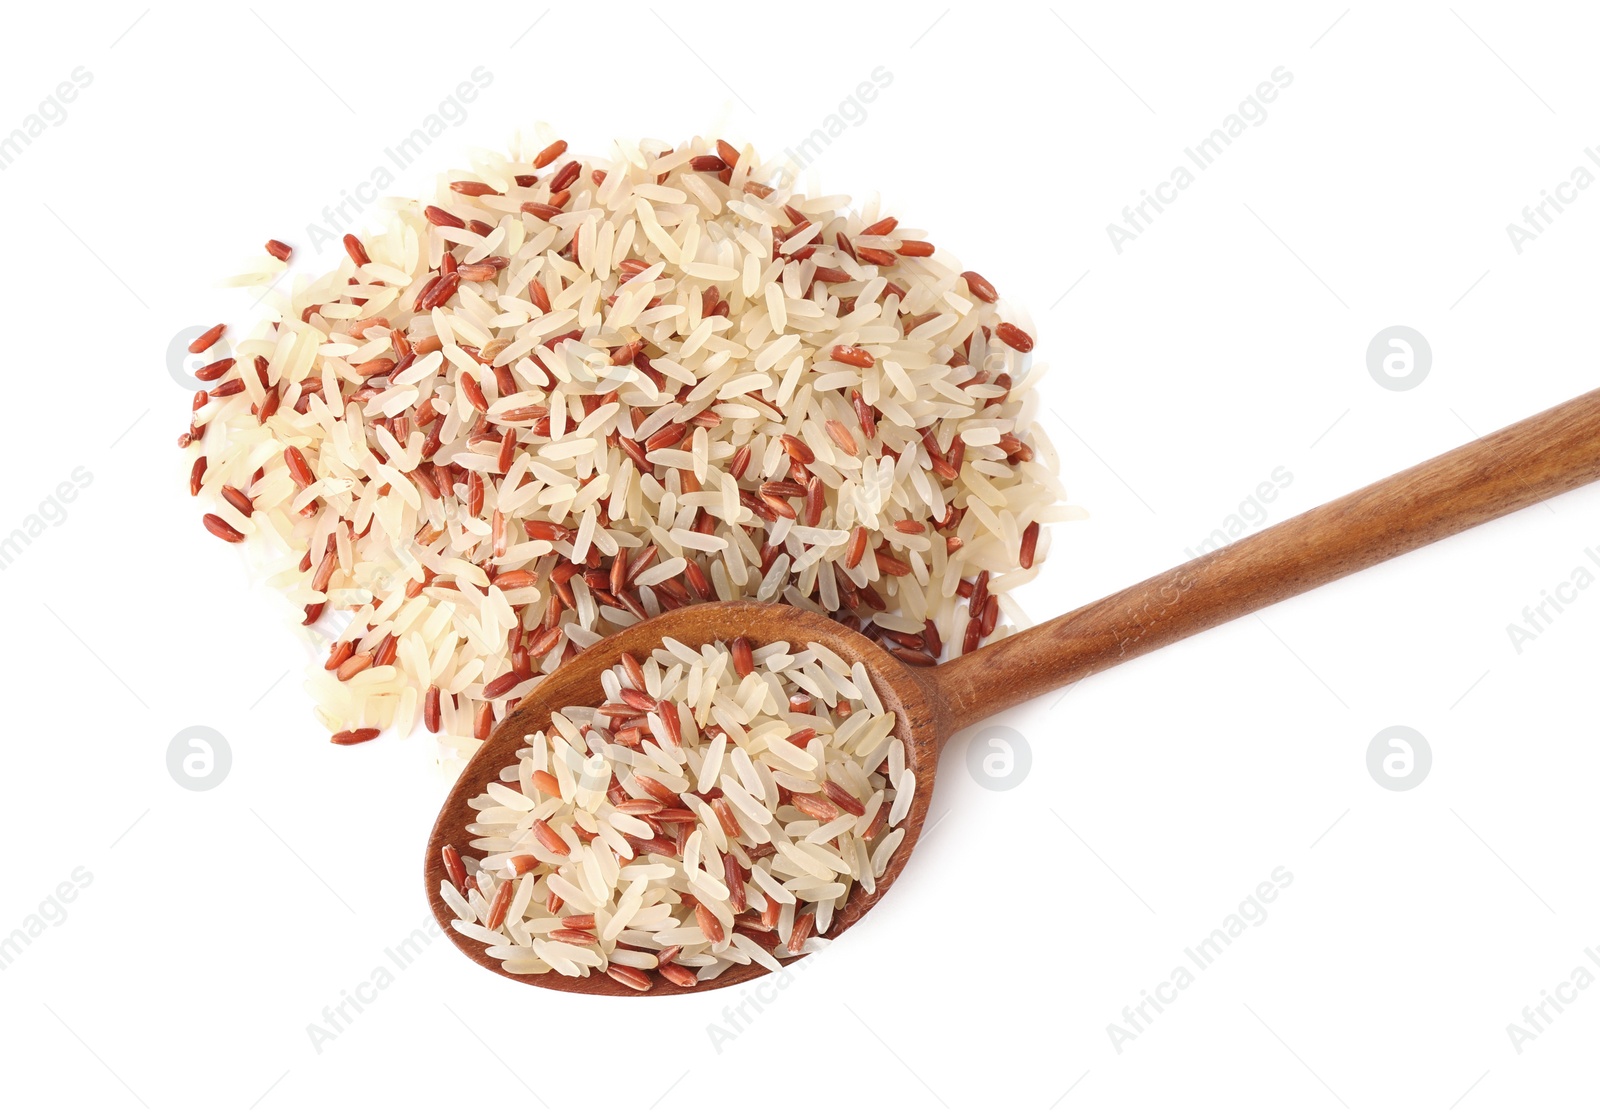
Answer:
[[533, 819, 571, 858], [996, 322, 1034, 352], [659, 962, 698, 988], [533, 139, 567, 168], [189, 323, 226, 354], [486, 880, 514, 930], [195, 357, 235, 382], [830, 344, 875, 368], [960, 271, 998, 302], [1020, 520, 1040, 568], [202, 513, 243, 542], [606, 964, 653, 991], [442, 844, 468, 893]]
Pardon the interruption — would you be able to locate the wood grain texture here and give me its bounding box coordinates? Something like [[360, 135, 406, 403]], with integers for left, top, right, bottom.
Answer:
[[427, 386, 1600, 995], [931, 385, 1600, 730], [425, 601, 939, 996]]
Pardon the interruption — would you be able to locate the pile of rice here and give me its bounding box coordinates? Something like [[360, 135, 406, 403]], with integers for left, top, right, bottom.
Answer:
[[440, 636, 911, 989], [180, 132, 1071, 757]]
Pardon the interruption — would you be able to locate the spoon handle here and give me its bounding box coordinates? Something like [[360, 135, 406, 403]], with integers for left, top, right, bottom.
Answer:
[[931, 386, 1600, 733]]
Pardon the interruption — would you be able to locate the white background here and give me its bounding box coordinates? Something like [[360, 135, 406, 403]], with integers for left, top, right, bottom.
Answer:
[[1, 2, 1596, 1114]]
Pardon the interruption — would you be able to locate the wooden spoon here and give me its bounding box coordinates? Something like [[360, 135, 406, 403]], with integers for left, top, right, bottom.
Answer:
[[427, 386, 1600, 994]]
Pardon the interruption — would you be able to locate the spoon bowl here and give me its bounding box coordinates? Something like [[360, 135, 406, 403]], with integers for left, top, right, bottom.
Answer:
[[425, 600, 954, 995], [427, 386, 1600, 994]]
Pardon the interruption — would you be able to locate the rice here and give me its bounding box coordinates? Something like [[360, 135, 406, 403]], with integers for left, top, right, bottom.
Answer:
[[179, 131, 1076, 755], [440, 636, 908, 988]]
